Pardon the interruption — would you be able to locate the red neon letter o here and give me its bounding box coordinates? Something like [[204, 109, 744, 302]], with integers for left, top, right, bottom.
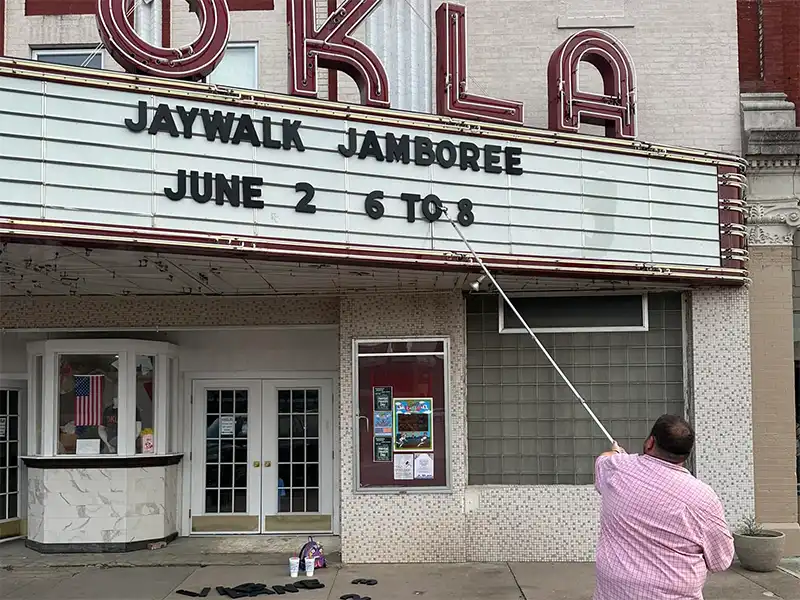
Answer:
[[96, 0, 230, 80]]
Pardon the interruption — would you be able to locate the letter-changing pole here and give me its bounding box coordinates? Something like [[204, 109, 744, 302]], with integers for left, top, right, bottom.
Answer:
[[366, 0, 432, 113], [135, 0, 162, 47]]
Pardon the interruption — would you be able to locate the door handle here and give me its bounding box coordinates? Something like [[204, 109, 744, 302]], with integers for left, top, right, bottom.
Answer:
[[263, 461, 271, 468], [357, 414, 370, 432], [253, 460, 261, 467]]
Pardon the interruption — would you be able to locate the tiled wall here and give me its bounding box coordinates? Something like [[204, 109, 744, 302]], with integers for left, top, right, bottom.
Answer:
[[691, 286, 755, 528], [338, 292, 469, 563], [27, 464, 180, 545]]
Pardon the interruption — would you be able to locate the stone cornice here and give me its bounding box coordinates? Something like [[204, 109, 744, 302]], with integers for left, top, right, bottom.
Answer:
[[747, 199, 800, 245]]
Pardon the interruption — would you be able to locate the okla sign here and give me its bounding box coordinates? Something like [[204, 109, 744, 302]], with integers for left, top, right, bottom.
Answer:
[[96, 0, 638, 138]]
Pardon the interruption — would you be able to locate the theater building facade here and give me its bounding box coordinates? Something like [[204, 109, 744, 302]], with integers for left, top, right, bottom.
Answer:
[[0, 0, 758, 562]]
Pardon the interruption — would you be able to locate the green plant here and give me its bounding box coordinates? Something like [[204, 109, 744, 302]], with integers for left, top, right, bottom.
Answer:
[[738, 515, 766, 537]]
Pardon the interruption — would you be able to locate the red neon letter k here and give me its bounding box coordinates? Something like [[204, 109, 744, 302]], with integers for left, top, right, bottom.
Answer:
[[287, 0, 390, 108]]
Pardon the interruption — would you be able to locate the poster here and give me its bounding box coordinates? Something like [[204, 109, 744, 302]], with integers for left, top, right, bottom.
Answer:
[[414, 453, 434, 479], [373, 437, 392, 462], [373, 386, 393, 411], [0, 416, 5, 440], [393, 453, 413, 480], [393, 398, 433, 453], [373, 411, 393, 436], [219, 415, 235, 437]]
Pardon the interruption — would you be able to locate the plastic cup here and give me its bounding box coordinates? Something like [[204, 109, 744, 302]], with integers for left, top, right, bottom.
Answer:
[[305, 558, 315, 577], [289, 556, 300, 578]]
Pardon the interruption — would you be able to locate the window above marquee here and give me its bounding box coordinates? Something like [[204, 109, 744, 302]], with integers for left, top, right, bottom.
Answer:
[[31, 47, 104, 70], [207, 43, 258, 90], [26, 339, 178, 458]]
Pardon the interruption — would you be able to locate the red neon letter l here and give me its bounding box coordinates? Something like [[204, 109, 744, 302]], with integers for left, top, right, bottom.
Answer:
[[435, 3, 523, 126], [287, 0, 390, 108]]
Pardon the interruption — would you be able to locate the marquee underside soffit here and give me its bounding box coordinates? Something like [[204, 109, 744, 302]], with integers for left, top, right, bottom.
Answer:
[[0, 243, 678, 297]]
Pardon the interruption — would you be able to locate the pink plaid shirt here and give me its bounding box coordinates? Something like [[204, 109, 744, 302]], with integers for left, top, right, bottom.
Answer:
[[594, 453, 734, 600]]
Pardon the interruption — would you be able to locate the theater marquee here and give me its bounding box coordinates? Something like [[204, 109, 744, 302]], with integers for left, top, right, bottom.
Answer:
[[0, 62, 746, 283]]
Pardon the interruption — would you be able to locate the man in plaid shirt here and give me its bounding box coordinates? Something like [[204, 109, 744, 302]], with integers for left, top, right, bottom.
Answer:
[[593, 414, 734, 600]]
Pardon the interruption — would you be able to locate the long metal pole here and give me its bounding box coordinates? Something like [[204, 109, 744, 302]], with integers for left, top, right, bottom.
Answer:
[[440, 206, 615, 444]]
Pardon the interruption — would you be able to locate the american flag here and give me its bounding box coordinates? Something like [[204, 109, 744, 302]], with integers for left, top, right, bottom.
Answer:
[[74, 374, 104, 426]]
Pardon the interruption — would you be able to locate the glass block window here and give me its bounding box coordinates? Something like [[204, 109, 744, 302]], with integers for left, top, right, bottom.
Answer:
[[467, 292, 685, 485]]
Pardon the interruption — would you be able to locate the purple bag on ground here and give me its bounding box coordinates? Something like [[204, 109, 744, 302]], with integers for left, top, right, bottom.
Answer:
[[298, 536, 326, 570]]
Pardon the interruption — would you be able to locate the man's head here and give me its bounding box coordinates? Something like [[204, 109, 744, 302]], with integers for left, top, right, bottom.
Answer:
[[642, 414, 694, 465]]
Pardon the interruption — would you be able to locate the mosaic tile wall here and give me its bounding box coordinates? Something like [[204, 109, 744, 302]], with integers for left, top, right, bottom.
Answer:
[[464, 485, 600, 561], [0, 296, 340, 329], [338, 292, 469, 563], [690, 286, 755, 528]]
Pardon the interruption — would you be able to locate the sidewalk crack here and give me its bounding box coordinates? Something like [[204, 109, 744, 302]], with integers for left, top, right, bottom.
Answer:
[[506, 562, 527, 600]]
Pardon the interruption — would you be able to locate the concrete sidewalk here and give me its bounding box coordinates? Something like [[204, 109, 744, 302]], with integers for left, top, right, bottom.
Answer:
[[0, 562, 798, 600]]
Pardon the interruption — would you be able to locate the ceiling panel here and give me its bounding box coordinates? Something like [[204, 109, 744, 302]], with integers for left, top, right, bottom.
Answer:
[[0, 242, 675, 297]]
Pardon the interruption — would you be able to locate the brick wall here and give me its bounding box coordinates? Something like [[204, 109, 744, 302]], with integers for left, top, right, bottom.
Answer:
[[738, 0, 800, 119], [750, 246, 800, 553], [2, 0, 741, 152]]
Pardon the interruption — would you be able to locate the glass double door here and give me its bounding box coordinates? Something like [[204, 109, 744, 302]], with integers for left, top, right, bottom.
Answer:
[[191, 379, 333, 534]]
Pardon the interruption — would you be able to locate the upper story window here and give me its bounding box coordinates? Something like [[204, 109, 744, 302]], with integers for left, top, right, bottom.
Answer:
[[31, 47, 104, 70], [208, 43, 258, 90]]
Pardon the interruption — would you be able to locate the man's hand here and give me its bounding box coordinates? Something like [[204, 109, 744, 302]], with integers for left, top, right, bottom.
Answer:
[[599, 441, 626, 458]]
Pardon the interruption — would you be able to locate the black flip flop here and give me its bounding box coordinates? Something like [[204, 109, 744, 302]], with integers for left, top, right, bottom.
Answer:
[[176, 591, 200, 598]]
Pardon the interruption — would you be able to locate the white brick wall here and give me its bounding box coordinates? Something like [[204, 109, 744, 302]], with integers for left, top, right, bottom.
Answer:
[[3, 0, 740, 152]]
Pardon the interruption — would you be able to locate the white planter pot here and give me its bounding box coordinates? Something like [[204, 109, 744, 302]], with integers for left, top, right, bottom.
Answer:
[[733, 530, 786, 573]]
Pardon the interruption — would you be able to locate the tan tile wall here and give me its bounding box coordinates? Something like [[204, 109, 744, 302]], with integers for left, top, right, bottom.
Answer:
[[0, 295, 339, 329]]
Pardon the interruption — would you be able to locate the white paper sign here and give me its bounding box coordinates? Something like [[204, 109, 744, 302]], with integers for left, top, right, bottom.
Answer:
[[0, 416, 6, 440], [393, 453, 413, 480], [414, 453, 434, 479], [220, 415, 235, 437], [76, 438, 101, 455]]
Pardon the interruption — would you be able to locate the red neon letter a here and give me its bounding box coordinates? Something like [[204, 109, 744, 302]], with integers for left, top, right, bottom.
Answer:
[[548, 29, 637, 139], [287, 0, 389, 108], [435, 3, 523, 126]]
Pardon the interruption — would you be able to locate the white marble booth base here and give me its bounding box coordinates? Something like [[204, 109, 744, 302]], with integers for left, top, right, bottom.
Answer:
[[25, 460, 180, 550]]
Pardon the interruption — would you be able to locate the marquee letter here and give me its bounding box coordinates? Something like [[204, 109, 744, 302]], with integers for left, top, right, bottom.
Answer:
[[435, 3, 523, 126], [96, 0, 230, 80], [287, 0, 389, 107], [547, 29, 637, 139]]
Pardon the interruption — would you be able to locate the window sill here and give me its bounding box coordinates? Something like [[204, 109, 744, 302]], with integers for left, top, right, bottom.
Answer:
[[21, 453, 184, 469], [557, 16, 634, 29], [355, 485, 453, 495]]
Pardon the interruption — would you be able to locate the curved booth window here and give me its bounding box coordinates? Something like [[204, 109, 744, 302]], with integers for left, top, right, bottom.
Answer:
[[26, 340, 177, 457]]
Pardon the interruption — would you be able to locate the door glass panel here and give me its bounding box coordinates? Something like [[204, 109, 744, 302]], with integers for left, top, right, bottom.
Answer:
[[205, 388, 249, 514], [277, 389, 320, 514], [0, 390, 19, 522]]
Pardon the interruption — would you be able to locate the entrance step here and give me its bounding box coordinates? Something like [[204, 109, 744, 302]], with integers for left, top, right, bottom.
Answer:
[[186, 535, 341, 554], [0, 536, 341, 569]]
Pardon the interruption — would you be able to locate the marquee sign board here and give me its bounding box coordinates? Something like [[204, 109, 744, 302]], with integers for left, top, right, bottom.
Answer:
[[0, 60, 747, 284]]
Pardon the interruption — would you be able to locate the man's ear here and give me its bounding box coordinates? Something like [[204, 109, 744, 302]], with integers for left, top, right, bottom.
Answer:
[[643, 435, 655, 453]]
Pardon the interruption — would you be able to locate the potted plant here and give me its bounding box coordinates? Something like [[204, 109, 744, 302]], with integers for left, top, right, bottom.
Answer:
[[733, 516, 786, 573]]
